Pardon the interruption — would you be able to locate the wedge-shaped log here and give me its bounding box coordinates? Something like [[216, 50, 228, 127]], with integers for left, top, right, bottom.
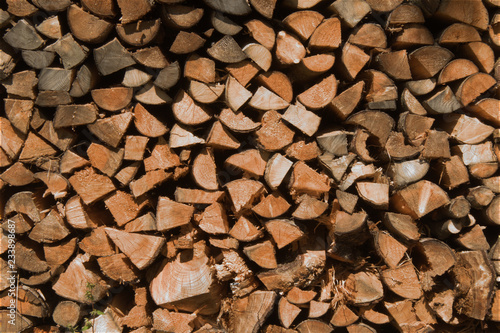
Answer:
[[105, 228, 165, 270], [391, 180, 450, 219], [52, 253, 109, 303], [156, 197, 194, 231]]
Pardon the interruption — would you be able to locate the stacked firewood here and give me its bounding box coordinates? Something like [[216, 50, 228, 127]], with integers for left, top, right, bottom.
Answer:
[[1, 0, 499, 332]]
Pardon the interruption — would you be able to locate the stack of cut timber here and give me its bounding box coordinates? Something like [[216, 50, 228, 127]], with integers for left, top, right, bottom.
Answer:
[[0, 0, 499, 332]]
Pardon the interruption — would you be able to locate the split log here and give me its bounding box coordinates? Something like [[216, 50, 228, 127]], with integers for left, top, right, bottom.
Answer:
[[461, 41, 495, 73], [330, 304, 359, 327], [54, 104, 97, 128], [79, 226, 115, 257], [297, 75, 337, 110], [133, 48, 167, 69], [226, 60, 260, 87], [309, 300, 330, 319], [244, 240, 277, 269], [154, 62, 181, 90], [452, 142, 497, 166], [35, 15, 63, 40], [456, 72, 496, 107], [438, 59, 478, 84], [206, 121, 239, 150], [14, 239, 49, 273], [278, 297, 301, 328], [188, 80, 224, 104], [349, 23, 386, 49], [452, 250, 495, 320], [70, 63, 98, 98], [356, 182, 389, 209], [135, 82, 172, 105], [435, 0, 489, 31], [309, 17, 342, 51], [67, 5, 113, 44], [373, 229, 407, 268], [207, 35, 246, 63], [255, 110, 295, 152], [283, 11, 323, 41], [421, 130, 451, 159], [375, 50, 412, 81], [456, 224, 490, 251], [296, 320, 332, 333], [245, 19, 275, 50], [87, 142, 124, 177], [243, 43, 272, 72], [436, 155, 469, 190], [211, 11, 242, 36], [381, 262, 422, 299], [345, 271, 384, 305], [467, 186, 495, 209], [105, 228, 164, 270], [229, 216, 263, 242], [123, 68, 151, 88], [330, 0, 370, 28], [275, 31, 306, 65], [391, 180, 450, 219], [289, 161, 330, 198], [257, 241, 326, 291], [252, 193, 290, 219], [0, 117, 29, 159], [4, 19, 44, 50], [1, 162, 34, 186], [198, 202, 230, 235], [293, 195, 328, 220], [409, 46, 454, 79], [486, 196, 500, 225], [149, 244, 222, 315], [416, 238, 456, 291], [162, 5, 203, 30], [265, 219, 304, 249], [359, 306, 390, 325], [68, 167, 116, 205], [156, 197, 194, 231], [173, 89, 212, 126], [93, 38, 135, 76], [52, 253, 109, 303], [174, 187, 224, 205], [22, 50, 55, 70], [133, 103, 168, 138], [387, 4, 425, 27], [248, 86, 289, 111], [339, 42, 370, 81], [3, 70, 38, 101], [422, 86, 461, 114], [230, 291, 277, 333], [332, 211, 367, 236], [225, 149, 267, 178], [87, 112, 133, 147], [225, 75, 251, 111], [29, 209, 70, 243], [384, 299, 431, 333], [152, 308, 194, 333], [144, 137, 181, 172], [44, 238, 77, 266], [219, 108, 260, 133]]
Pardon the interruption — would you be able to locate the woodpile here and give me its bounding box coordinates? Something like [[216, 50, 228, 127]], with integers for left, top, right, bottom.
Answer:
[[1, 0, 500, 332]]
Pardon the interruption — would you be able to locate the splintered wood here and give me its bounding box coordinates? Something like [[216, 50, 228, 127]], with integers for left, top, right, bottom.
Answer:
[[0, 0, 499, 332]]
